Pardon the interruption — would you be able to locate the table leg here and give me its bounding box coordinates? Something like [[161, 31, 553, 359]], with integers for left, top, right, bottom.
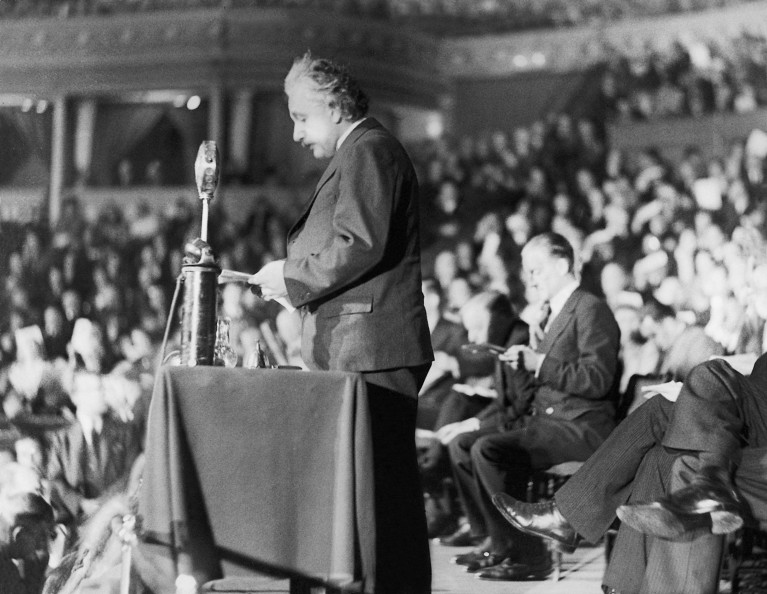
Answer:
[[288, 582, 343, 594], [288, 578, 312, 594]]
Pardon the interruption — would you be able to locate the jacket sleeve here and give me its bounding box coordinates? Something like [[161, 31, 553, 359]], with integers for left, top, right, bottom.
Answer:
[[284, 137, 401, 308], [537, 299, 620, 399], [477, 320, 536, 429], [46, 433, 83, 522]]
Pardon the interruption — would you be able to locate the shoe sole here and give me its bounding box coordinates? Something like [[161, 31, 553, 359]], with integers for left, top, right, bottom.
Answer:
[[617, 504, 743, 539], [710, 510, 744, 535], [660, 498, 744, 535], [617, 504, 691, 539], [476, 565, 553, 581]]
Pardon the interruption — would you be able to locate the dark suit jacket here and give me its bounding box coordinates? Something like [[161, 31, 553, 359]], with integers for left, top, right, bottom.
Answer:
[[46, 413, 142, 522], [283, 118, 433, 372], [531, 288, 620, 433], [476, 318, 536, 431], [0, 549, 47, 594]]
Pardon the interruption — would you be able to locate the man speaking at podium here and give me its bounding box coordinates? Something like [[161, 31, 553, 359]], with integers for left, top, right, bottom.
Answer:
[[249, 52, 434, 594]]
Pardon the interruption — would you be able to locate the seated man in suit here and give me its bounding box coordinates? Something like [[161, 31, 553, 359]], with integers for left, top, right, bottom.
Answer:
[[441, 232, 621, 580], [416, 278, 470, 432], [421, 290, 531, 540], [638, 298, 726, 382], [493, 352, 767, 593]]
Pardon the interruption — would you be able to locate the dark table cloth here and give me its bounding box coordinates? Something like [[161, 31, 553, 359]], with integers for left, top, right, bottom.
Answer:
[[138, 366, 375, 592]]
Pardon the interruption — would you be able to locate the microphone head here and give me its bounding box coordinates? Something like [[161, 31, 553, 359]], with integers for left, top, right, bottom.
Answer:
[[195, 141, 220, 201]]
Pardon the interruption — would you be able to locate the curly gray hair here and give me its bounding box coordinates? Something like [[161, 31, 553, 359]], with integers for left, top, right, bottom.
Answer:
[[285, 51, 369, 121]]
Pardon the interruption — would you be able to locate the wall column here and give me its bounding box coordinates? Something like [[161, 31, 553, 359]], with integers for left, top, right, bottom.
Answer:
[[228, 89, 254, 180], [74, 98, 97, 185], [207, 85, 225, 151], [49, 95, 67, 227]]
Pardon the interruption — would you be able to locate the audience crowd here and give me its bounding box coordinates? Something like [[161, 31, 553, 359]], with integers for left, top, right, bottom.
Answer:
[[0, 0, 759, 32], [601, 29, 767, 121], [1, 93, 767, 589], [409, 114, 767, 546]]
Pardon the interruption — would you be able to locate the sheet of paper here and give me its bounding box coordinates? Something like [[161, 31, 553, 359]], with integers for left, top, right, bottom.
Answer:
[[218, 269, 296, 313]]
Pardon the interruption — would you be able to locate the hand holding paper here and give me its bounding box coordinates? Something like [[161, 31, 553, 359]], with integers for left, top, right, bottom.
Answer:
[[219, 262, 295, 312]]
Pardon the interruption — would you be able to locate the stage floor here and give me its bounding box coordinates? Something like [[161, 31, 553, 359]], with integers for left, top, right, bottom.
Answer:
[[220, 540, 608, 593], [430, 540, 607, 594]]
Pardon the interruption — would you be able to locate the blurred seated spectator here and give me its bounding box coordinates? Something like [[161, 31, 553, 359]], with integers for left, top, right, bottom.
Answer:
[[0, 491, 56, 594], [417, 290, 531, 539], [416, 278, 468, 431], [51, 195, 87, 252], [1, 325, 69, 420], [274, 309, 305, 368], [42, 305, 70, 362], [14, 437, 46, 481], [46, 319, 142, 527], [443, 275, 475, 323], [626, 299, 726, 415]]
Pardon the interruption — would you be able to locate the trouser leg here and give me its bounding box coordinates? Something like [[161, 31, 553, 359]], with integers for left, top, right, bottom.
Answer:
[[602, 445, 675, 593], [471, 433, 537, 554], [365, 367, 431, 594], [447, 427, 498, 539], [636, 455, 725, 594], [472, 417, 608, 555], [556, 396, 674, 543]]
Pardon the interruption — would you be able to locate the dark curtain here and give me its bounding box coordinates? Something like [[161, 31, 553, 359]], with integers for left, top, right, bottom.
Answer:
[[165, 107, 207, 185], [90, 104, 165, 186], [0, 108, 52, 185]]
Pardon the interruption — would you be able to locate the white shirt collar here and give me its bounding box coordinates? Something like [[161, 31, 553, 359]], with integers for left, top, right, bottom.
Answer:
[[336, 118, 367, 150], [546, 279, 579, 330], [78, 415, 103, 445]]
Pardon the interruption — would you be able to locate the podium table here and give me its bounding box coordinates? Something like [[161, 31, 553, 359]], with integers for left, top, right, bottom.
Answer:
[[138, 366, 375, 593]]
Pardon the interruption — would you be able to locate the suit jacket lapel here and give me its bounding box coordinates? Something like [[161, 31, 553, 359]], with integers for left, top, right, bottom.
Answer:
[[288, 160, 338, 238], [538, 289, 581, 351], [287, 118, 383, 240]]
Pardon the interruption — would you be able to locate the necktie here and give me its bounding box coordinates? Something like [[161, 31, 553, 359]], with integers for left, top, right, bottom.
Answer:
[[530, 301, 551, 349], [540, 301, 552, 332]]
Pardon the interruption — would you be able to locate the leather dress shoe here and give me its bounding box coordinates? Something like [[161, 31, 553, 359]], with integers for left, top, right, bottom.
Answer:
[[492, 493, 581, 553], [439, 523, 484, 547], [617, 470, 743, 540], [462, 551, 511, 573], [450, 537, 492, 566], [475, 556, 552, 581]]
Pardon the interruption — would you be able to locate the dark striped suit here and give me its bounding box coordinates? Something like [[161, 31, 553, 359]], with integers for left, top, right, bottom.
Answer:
[[556, 354, 767, 593]]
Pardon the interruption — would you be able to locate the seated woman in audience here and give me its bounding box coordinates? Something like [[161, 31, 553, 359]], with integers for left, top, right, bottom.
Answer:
[[1, 325, 70, 420]]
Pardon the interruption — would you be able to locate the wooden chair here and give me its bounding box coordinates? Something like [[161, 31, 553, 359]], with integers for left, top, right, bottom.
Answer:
[[728, 527, 767, 593], [524, 373, 638, 582]]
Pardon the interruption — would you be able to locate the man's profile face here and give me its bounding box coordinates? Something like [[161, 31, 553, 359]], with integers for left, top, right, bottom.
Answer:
[[461, 306, 490, 344], [522, 245, 568, 303], [286, 78, 341, 160]]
